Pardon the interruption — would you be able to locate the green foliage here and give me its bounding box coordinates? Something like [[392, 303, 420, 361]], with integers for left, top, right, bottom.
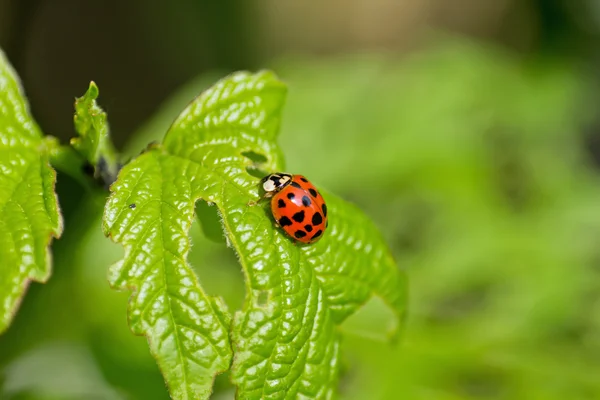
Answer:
[[0, 45, 406, 399], [4, 34, 597, 400], [102, 71, 406, 399], [0, 49, 62, 334], [121, 40, 600, 398], [72, 81, 118, 184]]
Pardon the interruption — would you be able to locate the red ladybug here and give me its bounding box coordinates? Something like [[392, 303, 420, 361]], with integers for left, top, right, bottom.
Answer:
[[260, 173, 328, 244]]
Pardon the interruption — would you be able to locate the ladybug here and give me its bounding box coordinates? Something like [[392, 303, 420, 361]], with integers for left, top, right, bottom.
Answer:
[[260, 172, 328, 244]]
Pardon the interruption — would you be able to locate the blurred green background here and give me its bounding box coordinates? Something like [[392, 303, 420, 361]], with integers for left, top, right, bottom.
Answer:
[[2, 0, 600, 399]]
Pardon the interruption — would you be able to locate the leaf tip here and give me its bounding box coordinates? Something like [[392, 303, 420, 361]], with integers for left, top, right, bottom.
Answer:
[[74, 81, 99, 109], [87, 81, 99, 99]]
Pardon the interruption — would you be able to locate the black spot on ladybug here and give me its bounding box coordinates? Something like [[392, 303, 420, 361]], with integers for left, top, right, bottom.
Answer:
[[279, 216, 293, 227], [304, 224, 313, 232], [310, 229, 323, 240], [292, 210, 305, 223], [287, 192, 295, 200], [312, 212, 323, 225], [301, 196, 311, 206], [300, 177, 308, 182], [322, 204, 327, 217], [277, 199, 286, 208], [294, 230, 307, 238], [308, 188, 318, 197], [291, 181, 302, 189], [129, 203, 136, 209]]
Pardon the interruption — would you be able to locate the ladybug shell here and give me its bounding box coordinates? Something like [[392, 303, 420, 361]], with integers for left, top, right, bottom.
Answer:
[[271, 175, 328, 244]]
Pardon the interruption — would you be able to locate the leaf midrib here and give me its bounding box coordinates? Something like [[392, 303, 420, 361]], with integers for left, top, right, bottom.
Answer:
[[156, 158, 192, 397]]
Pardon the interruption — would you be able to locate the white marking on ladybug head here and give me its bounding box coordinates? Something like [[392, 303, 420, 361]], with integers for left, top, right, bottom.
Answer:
[[279, 175, 291, 186], [263, 178, 276, 193]]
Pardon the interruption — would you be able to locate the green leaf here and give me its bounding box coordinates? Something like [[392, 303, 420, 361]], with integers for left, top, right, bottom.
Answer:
[[0, 49, 62, 333], [103, 151, 233, 399], [72, 81, 118, 185], [103, 71, 407, 399]]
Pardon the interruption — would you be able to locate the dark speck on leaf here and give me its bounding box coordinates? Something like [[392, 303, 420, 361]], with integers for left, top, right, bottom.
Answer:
[[129, 203, 136, 209]]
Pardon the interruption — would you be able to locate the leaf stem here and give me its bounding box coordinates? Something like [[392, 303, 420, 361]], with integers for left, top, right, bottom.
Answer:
[[44, 135, 115, 190]]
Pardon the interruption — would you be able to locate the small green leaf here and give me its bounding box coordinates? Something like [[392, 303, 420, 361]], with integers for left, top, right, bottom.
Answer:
[[0, 49, 62, 333], [104, 71, 407, 399], [72, 81, 118, 185]]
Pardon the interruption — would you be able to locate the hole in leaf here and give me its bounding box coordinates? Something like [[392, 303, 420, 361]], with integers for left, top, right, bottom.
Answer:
[[213, 371, 235, 394], [256, 291, 269, 306], [242, 150, 269, 179], [195, 200, 225, 244], [241, 150, 268, 164], [188, 217, 244, 311], [246, 166, 268, 179]]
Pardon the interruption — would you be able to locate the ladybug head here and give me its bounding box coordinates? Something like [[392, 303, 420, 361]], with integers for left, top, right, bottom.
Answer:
[[261, 172, 292, 194]]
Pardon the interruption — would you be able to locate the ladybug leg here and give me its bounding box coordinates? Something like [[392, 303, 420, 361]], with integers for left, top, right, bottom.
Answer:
[[247, 196, 264, 207], [247, 192, 270, 207]]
